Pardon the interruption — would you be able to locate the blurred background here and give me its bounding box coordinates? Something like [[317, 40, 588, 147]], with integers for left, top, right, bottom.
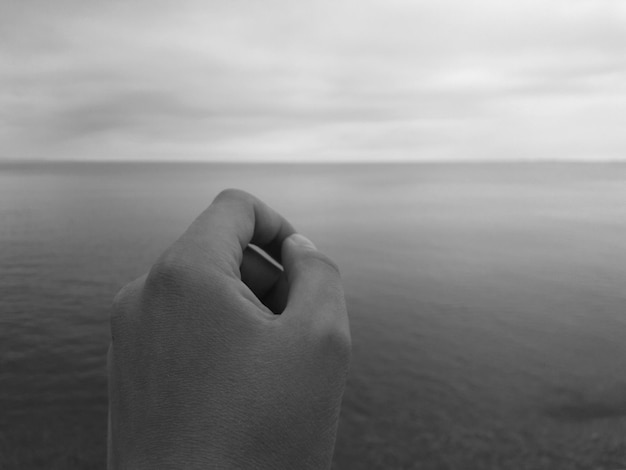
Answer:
[[1, 1, 626, 468]]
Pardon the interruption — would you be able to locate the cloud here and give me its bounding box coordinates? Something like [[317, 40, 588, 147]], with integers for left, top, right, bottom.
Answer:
[[1, 0, 625, 161]]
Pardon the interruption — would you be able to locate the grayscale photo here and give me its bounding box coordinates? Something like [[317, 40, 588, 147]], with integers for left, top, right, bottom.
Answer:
[[1, 1, 626, 469]]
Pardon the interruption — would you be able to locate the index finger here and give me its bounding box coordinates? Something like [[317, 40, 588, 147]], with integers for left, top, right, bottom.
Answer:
[[180, 189, 295, 276]]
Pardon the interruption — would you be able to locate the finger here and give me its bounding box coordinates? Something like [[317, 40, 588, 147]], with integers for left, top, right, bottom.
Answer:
[[180, 189, 295, 276], [280, 234, 348, 332], [240, 244, 283, 301]]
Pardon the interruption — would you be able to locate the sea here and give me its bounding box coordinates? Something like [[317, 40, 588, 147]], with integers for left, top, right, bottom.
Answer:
[[1, 161, 626, 469]]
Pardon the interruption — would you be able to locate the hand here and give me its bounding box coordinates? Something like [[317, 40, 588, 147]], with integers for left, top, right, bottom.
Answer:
[[107, 189, 351, 469]]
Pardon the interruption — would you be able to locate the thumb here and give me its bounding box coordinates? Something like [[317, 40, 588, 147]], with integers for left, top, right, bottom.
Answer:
[[280, 234, 346, 326]]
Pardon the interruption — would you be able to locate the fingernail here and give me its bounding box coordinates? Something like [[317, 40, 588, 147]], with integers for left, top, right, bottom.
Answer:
[[287, 233, 317, 250]]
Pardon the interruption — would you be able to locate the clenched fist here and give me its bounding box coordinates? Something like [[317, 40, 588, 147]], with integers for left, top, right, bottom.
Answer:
[[108, 189, 351, 469]]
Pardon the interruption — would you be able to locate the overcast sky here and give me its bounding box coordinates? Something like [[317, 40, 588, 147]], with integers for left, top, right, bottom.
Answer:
[[2, 0, 625, 162]]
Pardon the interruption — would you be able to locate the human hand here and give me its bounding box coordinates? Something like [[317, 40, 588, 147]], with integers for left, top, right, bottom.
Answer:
[[107, 189, 351, 469]]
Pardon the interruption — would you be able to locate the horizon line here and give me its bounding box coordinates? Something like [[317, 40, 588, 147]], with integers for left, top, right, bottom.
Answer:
[[1, 158, 626, 165]]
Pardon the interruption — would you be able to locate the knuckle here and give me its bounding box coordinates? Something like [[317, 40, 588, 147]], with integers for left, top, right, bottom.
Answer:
[[145, 247, 196, 293], [110, 276, 143, 334], [111, 284, 129, 312], [318, 319, 352, 364], [212, 189, 255, 223], [215, 188, 251, 204], [110, 290, 127, 334]]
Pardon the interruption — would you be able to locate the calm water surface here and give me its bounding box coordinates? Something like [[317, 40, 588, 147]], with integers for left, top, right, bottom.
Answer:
[[1, 162, 626, 469]]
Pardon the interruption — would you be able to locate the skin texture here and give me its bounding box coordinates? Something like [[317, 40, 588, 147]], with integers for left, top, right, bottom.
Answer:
[[108, 189, 351, 469]]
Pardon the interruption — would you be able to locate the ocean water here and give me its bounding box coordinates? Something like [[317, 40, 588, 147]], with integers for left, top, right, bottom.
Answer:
[[1, 161, 626, 469]]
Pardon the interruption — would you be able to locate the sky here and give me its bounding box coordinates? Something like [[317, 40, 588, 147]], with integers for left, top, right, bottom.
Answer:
[[1, 0, 625, 162]]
